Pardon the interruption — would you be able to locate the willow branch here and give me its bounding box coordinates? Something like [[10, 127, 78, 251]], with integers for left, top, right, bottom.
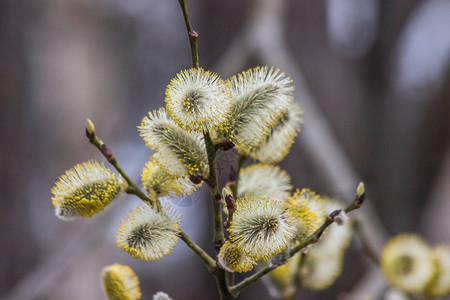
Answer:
[[176, 0, 231, 297], [177, 0, 199, 68], [229, 184, 366, 297], [203, 133, 229, 300], [230, 265, 278, 297], [176, 0, 226, 253], [85, 124, 160, 210], [179, 231, 217, 271], [86, 121, 216, 271]]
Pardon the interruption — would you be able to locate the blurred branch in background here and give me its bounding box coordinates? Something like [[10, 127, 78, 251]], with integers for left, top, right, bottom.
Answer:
[[422, 145, 450, 243], [0, 209, 114, 300]]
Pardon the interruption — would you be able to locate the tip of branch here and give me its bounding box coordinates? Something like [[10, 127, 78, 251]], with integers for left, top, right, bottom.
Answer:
[[358, 193, 366, 206], [85, 128, 91, 140], [357, 182, 365, 200], [85, 118, 96, 140]]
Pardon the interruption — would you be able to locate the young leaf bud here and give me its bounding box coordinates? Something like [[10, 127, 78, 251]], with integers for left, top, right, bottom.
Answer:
[[356, 182, 365, 204], [85, 118, 95, 138]]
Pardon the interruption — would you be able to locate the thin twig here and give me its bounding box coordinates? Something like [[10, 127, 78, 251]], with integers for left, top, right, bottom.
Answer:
[[177, 0, 199, 68], [179, 231, 217, 271], [86, 124, 217, 272], [86, 127, 160, 210], [230, 265, 278, 297], [288, 210, 343, 257]]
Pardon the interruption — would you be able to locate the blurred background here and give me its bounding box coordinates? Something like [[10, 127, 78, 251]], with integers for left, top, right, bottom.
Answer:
[[1, 0, 449, 299]]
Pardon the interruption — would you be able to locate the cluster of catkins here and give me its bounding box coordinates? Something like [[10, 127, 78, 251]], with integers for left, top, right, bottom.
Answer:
[[51, 66, 359, 299]]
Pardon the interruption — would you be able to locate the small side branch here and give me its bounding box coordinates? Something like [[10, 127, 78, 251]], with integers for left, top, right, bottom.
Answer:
[[229, 183, 366, 297], [86, 120, 160, 210], [86, 120, 217, 274], [288, 209, 343, 257], [230, 265, 278, 297], [179, 231, 217, 271]]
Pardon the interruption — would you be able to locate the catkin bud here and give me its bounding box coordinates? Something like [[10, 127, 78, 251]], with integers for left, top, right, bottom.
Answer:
[[139, 108, 209, 179], [165, 68, 231, 133], [229, 195, 296, 260], [51, 160, 123, 220], [381, 234, 436, 294], [101, 263, 141, 300], [116, 204, 181, 261]]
